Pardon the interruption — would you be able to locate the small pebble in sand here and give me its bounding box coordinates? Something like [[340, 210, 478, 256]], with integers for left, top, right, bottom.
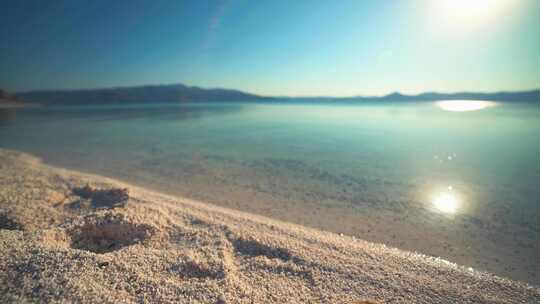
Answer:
[[98, 261, 110, 268]]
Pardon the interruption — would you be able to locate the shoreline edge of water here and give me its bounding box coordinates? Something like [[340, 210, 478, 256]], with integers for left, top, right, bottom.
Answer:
[[0, 148, 538, 303]]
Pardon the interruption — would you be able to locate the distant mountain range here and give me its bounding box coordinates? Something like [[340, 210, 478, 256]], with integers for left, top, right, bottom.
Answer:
[[9, 84, 540, 104], [0, 89, 31, 106], [15, 83, 268, 104], [354, 90, 540, 102]]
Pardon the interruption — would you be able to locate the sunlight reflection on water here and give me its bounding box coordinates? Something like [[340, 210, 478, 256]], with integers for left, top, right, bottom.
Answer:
[[432, 191, 460, 214], [436, 100, 496, 112]]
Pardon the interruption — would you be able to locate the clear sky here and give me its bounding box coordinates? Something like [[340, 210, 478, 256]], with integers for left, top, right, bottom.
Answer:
[[1, 0, 539, 96]]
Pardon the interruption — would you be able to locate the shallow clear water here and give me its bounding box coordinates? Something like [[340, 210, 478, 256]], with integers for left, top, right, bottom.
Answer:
[[1, 100, 539, 283]]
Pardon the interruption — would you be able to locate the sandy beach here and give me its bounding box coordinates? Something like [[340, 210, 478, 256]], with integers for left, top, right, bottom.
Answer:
[[0, 148, 538, 303]]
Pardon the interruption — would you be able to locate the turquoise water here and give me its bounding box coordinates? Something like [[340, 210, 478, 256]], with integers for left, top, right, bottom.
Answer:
[[1, 100, 539, 283]]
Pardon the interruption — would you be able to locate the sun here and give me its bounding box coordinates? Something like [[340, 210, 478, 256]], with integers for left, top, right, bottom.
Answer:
[[429, 0, 514, 34], [439, 0, 508, 19]]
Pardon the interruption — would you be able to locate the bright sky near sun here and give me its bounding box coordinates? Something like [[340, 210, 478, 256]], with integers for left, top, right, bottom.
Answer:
[[0, 0, 539, 96]]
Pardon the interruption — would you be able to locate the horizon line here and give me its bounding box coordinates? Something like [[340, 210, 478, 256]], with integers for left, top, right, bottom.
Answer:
[[11, 82, 540, 99]]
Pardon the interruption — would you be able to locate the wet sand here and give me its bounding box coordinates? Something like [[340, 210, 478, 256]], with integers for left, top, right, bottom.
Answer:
[[0, 149, 539, 303]]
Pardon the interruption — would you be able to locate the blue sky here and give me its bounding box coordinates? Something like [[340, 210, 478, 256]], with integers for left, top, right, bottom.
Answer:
[[1, 0, 539, 96]]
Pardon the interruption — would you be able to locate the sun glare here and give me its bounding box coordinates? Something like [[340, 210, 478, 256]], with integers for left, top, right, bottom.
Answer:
[[439, 0, 507, 19], [432, 192, 460, 214], [436, 100, 496, 112], [429, 0, 514, 33]]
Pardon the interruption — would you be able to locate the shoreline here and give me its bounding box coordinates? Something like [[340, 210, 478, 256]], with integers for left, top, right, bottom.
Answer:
[[0, 98, 39, 108], [31, 148, 539, 286], [1, 148, 539, 303]]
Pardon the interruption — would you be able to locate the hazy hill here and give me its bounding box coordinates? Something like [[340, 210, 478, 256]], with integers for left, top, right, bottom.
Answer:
[[0, 88, 30, 106], [13, 84, 540, 105], [16, 83, 268, 104], [0, 89, 13, 101], [366, 90, 540, 102]]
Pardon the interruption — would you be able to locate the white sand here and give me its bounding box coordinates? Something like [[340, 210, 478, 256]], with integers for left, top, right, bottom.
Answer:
[[0, 149, 538, 303]]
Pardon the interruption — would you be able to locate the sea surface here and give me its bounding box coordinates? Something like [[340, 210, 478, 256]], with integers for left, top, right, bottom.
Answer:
[[1, 99, 539, 284]]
